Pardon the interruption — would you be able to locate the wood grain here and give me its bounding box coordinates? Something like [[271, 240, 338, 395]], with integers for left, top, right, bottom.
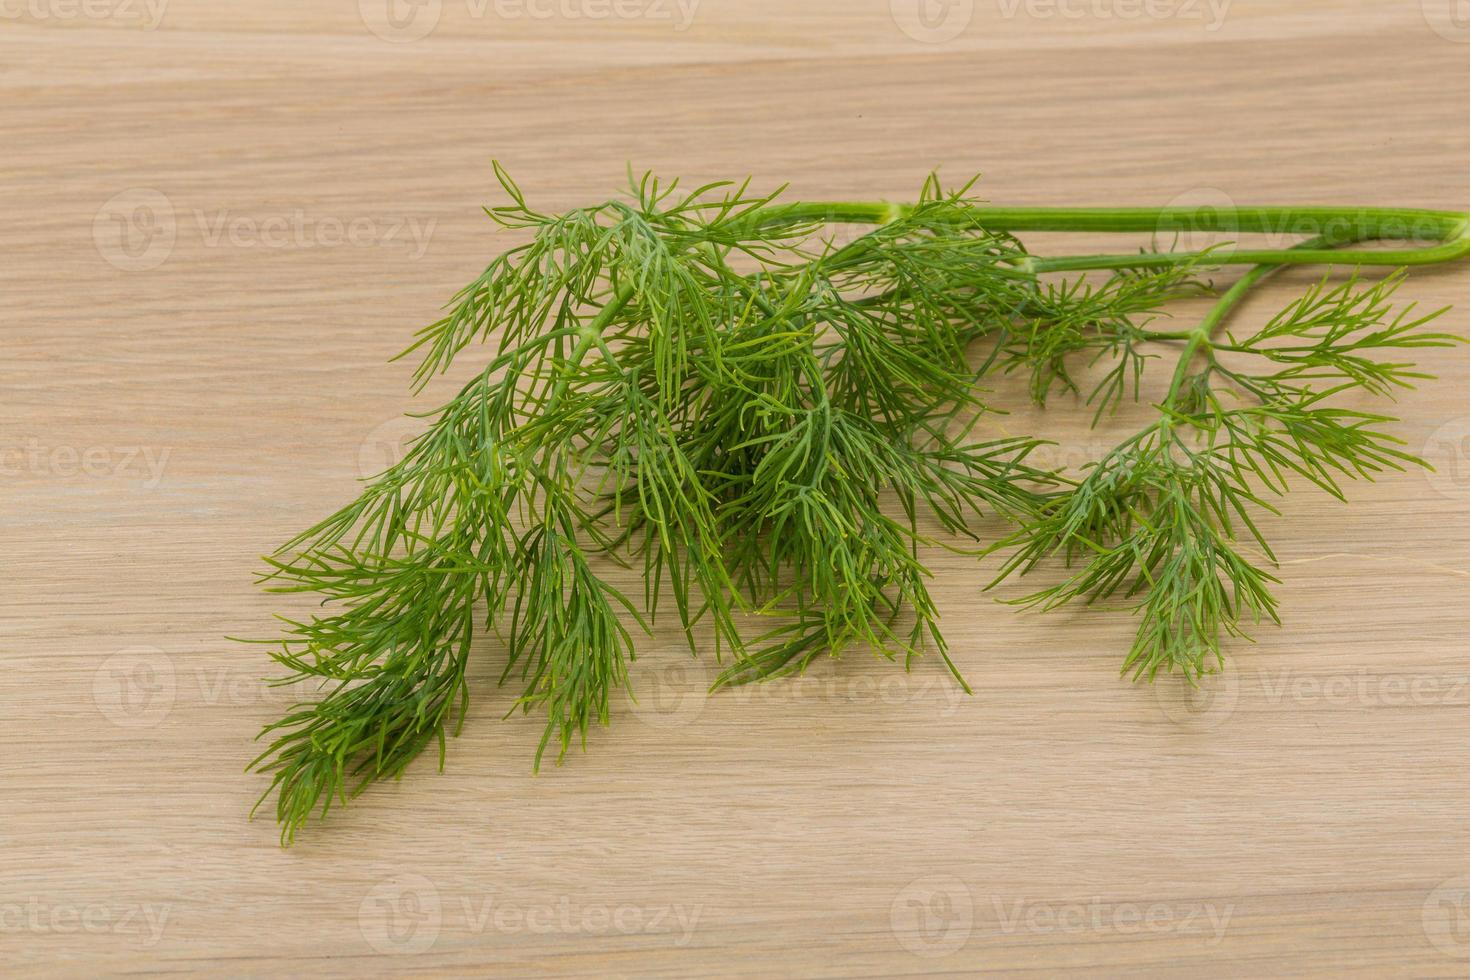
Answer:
[[5, 1, 1470, 975]]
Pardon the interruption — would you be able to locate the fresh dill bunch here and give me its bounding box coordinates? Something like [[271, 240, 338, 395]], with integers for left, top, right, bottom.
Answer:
[[248, 167, 1061, 842], [246, 170, 1470, 842]]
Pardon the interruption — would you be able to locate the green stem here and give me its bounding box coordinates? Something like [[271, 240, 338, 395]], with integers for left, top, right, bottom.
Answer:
[[545, 282, 635, 407], [748, 202, 1470, 272], [1032, 240, 1470, 273], [1162, 235, 1344, 410], [1161, 268, 1263, 408]]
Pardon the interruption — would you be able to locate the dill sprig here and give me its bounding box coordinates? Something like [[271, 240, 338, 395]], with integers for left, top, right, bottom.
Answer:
[[247, 169, 1470, 842], [988, 242, 1463, 680]]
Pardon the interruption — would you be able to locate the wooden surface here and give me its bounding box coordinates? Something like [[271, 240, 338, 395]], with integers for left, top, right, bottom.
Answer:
[[6, 1, 1470, 975]]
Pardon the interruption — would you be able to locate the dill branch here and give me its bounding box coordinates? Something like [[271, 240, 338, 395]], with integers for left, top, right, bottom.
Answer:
[[246, 169, 1470, 842], [989, 258, 1463, 681]]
